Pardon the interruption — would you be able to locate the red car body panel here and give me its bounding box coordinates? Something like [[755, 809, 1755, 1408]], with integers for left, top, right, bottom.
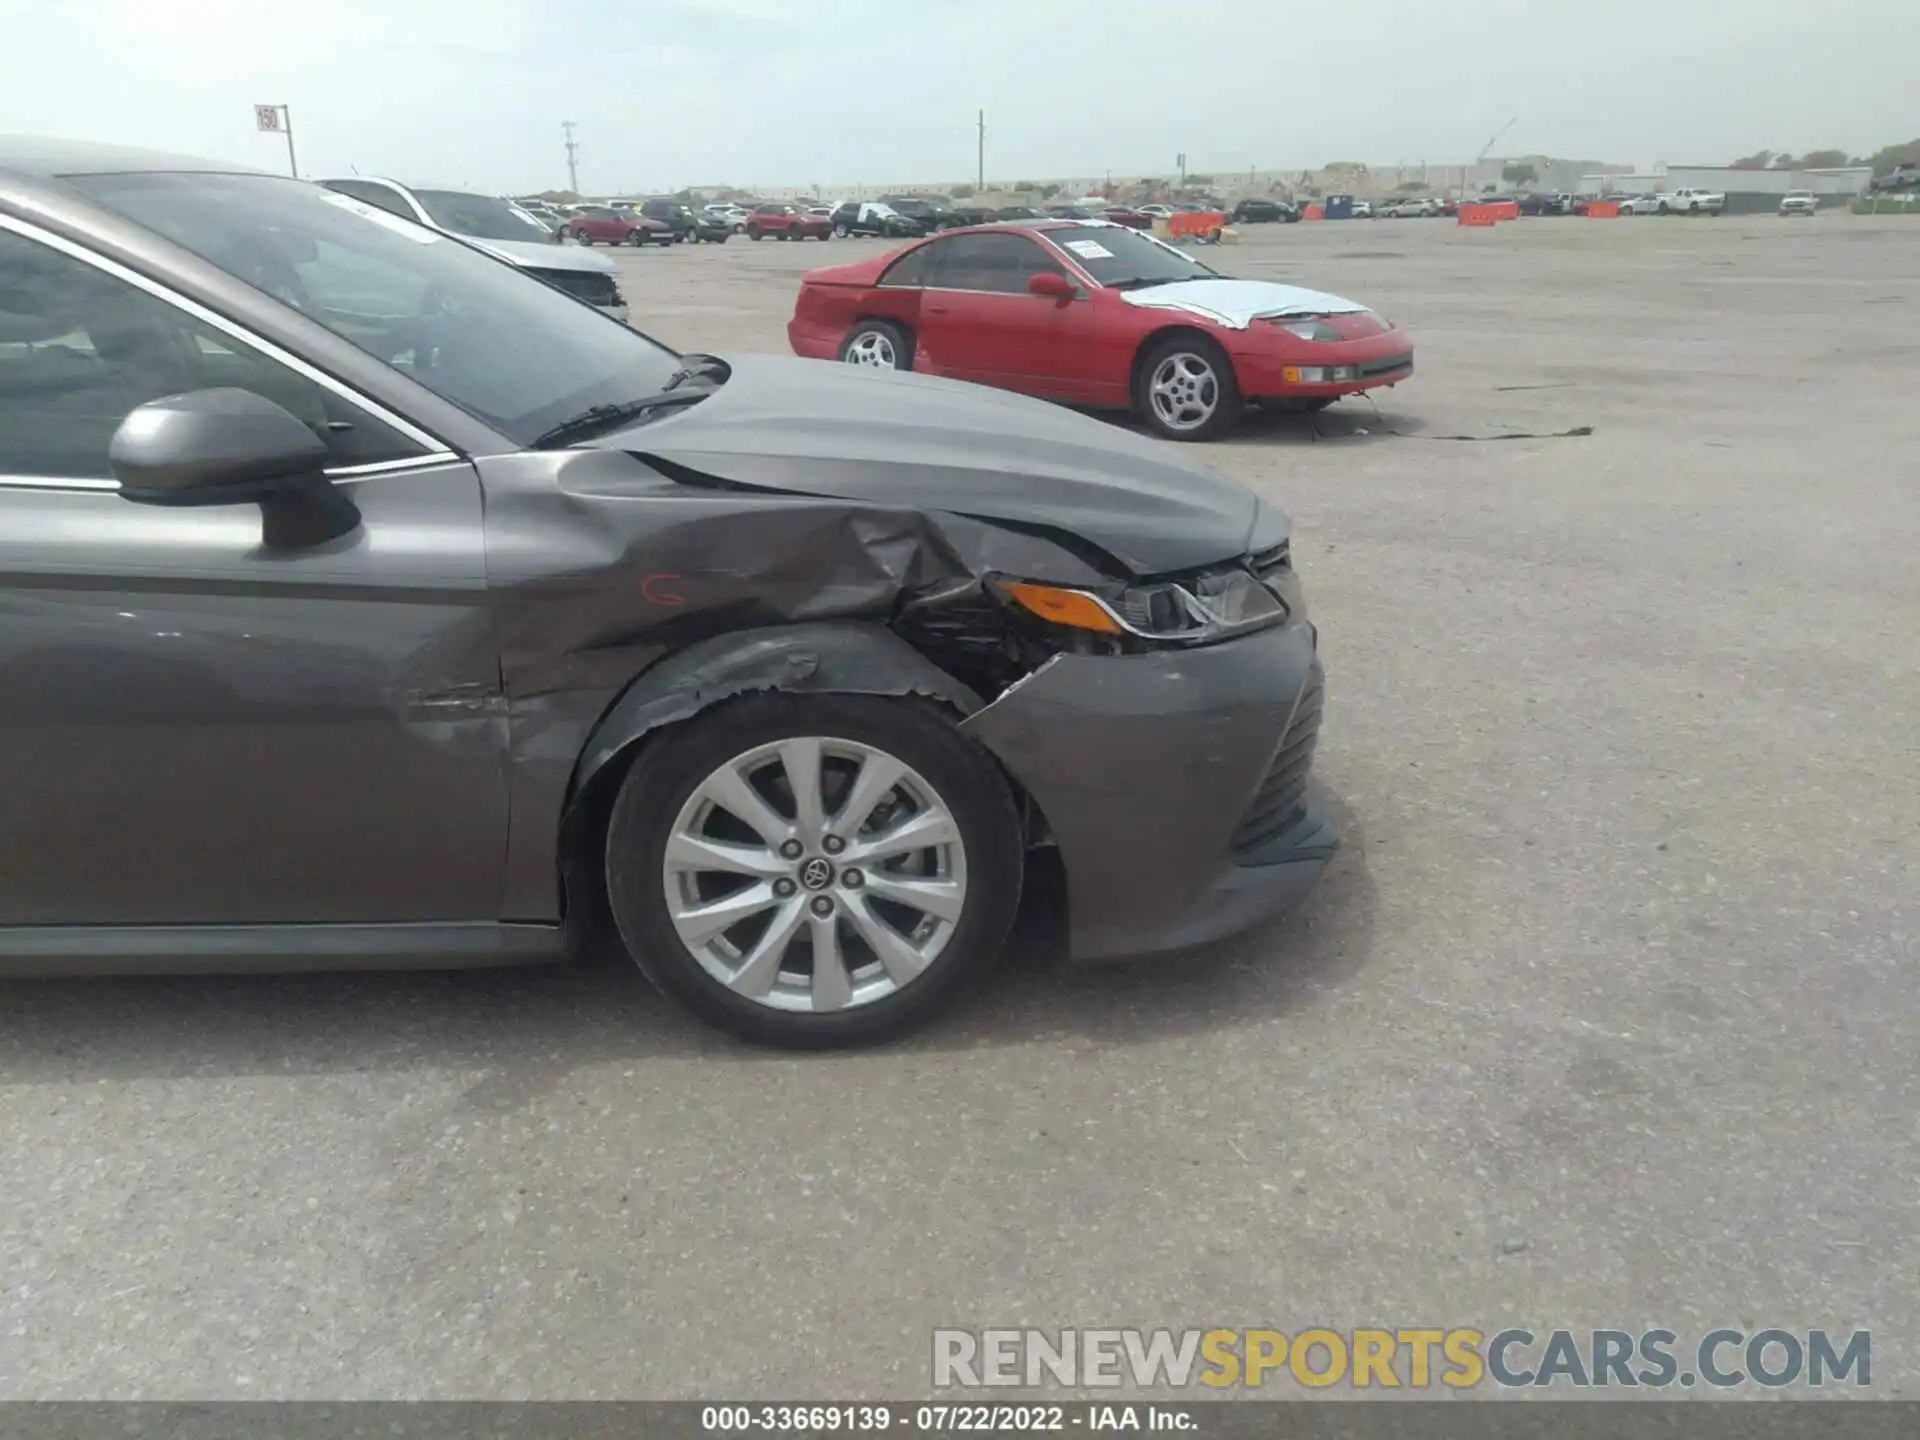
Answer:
[[566, 207, 667, 244], [786, 223, 1413, 410], [1102, 207, 1153, 229], [747, 206, 835, 241]]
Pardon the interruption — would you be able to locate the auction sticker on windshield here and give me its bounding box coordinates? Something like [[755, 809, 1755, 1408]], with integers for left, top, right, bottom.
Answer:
[[316, 190, 439, 243], [1064, 239, 1114, 259]]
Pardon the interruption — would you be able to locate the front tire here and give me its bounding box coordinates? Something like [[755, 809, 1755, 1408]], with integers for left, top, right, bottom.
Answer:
[[604, 693, 1023, 1047], [835, 223, 851, 238], [837, 318, 914, 370], [750, 228, 763, 241], [1134, 333, 1241, 441]]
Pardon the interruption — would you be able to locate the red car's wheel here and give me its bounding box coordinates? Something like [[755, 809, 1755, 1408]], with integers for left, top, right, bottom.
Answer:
[[1134, 333, 1241, 442], [838, 319, 913, 371], [750, 228, 763, 241]]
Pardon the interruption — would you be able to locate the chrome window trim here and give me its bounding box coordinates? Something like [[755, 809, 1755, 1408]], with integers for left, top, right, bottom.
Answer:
[[0, 452, 460, 495], [0, 211, 457, 459], [917, 285, 1093, 301]]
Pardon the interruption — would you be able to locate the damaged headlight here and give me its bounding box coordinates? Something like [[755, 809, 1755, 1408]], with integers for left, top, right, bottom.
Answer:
[[994, 566, 1289, 646]]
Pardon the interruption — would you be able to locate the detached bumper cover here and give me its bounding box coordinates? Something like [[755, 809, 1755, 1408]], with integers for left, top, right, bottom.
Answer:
[[961, 619, 1336, 960]]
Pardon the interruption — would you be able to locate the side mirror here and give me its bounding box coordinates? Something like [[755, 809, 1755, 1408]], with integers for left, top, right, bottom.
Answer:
[[110, 388, 361, 549], [1029, 271, 1076, 300]]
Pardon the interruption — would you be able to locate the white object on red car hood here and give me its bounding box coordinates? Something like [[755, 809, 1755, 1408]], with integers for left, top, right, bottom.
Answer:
[[1120, 278, 1370, 329]]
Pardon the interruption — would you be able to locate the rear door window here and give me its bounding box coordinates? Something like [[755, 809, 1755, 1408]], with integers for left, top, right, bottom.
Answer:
[[879, 245, 936, 288]]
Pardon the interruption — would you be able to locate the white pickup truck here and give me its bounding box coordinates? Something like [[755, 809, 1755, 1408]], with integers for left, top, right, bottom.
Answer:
[[1657, 188, 1725, 215]]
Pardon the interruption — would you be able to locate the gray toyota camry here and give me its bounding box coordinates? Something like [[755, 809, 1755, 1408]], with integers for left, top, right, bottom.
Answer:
[[0, 139, 1335, 1046]]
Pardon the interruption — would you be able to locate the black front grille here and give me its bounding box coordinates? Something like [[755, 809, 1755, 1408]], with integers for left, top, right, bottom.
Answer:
[[525, 267, 621, 308], [1230, 676, 1323, 857], [1360, 355, 1412, 380]]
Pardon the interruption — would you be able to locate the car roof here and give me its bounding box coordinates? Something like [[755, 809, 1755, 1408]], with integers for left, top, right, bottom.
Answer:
[[0, 134, 267, 184], [938, 217, 1122, 237]]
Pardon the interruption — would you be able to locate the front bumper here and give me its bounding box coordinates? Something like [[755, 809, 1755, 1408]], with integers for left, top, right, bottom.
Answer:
[[1232, 338, 1415, 401], [961, 618, 1335, 960]]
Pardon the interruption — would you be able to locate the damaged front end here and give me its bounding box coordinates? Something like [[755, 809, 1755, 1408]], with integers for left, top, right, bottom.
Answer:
[[478, 401, 1332, 962]]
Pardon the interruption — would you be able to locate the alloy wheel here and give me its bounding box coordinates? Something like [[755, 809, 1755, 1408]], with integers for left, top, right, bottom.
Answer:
[[845, 330, 896, 368], [1148, 351, 1220, 432], [661, 737, 968, 1014]]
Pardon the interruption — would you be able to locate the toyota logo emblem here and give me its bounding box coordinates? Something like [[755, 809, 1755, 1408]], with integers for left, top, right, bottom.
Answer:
[[800, 857, 835, 891]]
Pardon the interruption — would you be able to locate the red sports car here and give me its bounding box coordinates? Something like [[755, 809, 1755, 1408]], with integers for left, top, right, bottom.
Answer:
[[1102, 206, 1153, 229], [746, 203, 834, 241], [786, 220, 1413, 440]]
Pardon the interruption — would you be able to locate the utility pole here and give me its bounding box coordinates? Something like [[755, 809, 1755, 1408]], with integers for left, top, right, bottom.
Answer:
[[562, 120, 581, 195], [976, 110, 985, 191], [1177, 152, 1187, 188]]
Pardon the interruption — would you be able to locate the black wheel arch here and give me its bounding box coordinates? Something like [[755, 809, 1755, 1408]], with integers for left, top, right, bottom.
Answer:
[[555, 625, 989, 941], [1130, 324, 1233, 401]]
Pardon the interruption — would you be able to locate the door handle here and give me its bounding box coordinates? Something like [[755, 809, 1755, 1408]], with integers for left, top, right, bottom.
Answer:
[[928, 305, 950, 315]]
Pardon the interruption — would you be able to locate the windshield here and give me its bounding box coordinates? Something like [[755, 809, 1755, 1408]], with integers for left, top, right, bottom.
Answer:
[[72, 171, 682, 446], [1045, 224, 1218, 289], [412, 189, 555, 242]]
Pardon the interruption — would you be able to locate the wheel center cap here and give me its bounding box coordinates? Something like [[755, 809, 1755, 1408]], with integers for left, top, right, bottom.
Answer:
[[799, 856, 836, 891]]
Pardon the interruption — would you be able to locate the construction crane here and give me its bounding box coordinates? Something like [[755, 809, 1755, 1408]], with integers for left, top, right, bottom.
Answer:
[[1478, 117, 1517, 164], [1467, 117, 1517, 197]]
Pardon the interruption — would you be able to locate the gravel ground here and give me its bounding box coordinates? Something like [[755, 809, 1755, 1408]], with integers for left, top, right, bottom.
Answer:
[[1, 213, 1915, 1400]]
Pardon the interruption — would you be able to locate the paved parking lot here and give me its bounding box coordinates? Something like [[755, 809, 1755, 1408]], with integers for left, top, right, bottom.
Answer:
[[2, 214, 1916, 1399]]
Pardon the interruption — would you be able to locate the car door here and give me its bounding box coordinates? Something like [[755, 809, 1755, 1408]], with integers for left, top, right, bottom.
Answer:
[[0, 220, 506, 929], [915, 231, 1092, 397]]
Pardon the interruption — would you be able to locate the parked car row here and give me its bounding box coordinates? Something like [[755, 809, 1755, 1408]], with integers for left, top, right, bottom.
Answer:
[[1597, 189, 1727, 215]]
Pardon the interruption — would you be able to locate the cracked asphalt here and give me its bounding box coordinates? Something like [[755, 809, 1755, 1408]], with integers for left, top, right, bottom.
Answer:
[[1, 214, 1914, 1399]]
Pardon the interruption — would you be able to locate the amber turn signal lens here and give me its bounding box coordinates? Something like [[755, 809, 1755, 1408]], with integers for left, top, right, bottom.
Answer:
[[1001, 581, 1122, 634]]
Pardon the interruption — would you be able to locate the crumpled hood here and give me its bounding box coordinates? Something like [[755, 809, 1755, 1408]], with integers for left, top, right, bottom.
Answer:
[[467, 237, 618, 274], [593, 354, 1261, 575], [1122, 278, 1371, 329]]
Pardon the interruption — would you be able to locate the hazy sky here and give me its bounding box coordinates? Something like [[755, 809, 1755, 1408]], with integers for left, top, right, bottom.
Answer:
[[1, 0, 1908, 193]]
